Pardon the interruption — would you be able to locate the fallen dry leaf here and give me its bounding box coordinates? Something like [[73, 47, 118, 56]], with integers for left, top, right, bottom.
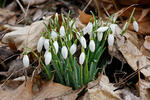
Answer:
[[0, 8, 16, 25], [109, 26, 150, 77], [2, 19, 48, 51], [78, 9, 94, 25], [22, 0, 47, 6], [0, 78, 79, 100]]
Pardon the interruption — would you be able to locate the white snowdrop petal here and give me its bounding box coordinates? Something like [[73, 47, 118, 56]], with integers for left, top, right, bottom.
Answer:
[[44, 50, 48, 58], [80, 36, 87, 48], [45, 52, 52, 65], [61, 46, 68, 59], [23, 55, 29, 68], [83, 27, 88, 35], [89, 40, 95, 52], [97, 27, 108, 32], [97, 32, 103, 41], [53, 41, 59, 54], [87, 22, 93, 35], [70, 44, 77, 55], [44, 39, 49, 50], [133, 21, 139, 32], [37, 36, 45, 52], [60, 26, 66, 37], [108, 34, 114, 46], [79, 52, 85, 65], [51, 31, 57, 40], [110, 24, 117, 34]]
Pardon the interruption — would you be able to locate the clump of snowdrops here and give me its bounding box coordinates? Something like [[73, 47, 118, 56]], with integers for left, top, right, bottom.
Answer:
[[23, 9, 138, 90]]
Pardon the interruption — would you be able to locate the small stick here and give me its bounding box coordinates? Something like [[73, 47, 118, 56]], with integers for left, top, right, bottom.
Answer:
[[137, 61, 141, 97], [82, 0, 93, 12]]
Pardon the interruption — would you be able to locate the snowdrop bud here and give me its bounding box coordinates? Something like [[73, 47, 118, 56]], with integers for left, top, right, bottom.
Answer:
[[37, 36, 45, 52], [55, 13, 58, 19], [44, 39, 49, 50], [70, 43, 77, 55], [79, 52, 85, 65], [110, 24, 117, 34], [45, 51, 52, 65], [133, 21, 139, 32], [61, 46, 68, 59], [80, 36, 87, 48], [44, 50, 48, 58], [97, 26, 108, 32], [108, 34, 114, 46], [23, 54, 29, 68], [53, 41, 59, 54], [60, 26, 66, 37], [51, 31, 57, 40], [97, 32, 103, 41], [89, 40, 95, 52]]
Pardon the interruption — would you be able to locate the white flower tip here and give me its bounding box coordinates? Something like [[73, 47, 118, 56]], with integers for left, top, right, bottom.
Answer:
[[44, 39, 49, 50], [97, 32, 103, 42], [70, 44, 77, 55], [80, 36, 87, 48], [37, 36, 45, 52], [53, 41, 59, 54], [45, 52, 52, 65], [79, 52, 85, 65], [97, 27, 108, 32], [133, 21, 139, 32], [60, 26, 66, 37], [61, 46, 68, 59], [108, 34, 114, 46], [89, 40, 95, 52], [23, 55, 29, 68]]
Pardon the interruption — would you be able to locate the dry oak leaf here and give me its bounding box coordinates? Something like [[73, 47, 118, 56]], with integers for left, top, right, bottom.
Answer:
[[2, 20, 48, 51]]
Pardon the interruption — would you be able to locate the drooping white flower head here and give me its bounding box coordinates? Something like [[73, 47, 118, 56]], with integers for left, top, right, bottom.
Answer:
[[53, 41, 59, 54], [61, 46, 68, 59], [80, 36, 87, 48], [37, 36, 45, 52], [51, 31, 57, 40], [44, 39, 49, 50], [45, 51, 52, 65], [108, 34, 114, 46], [70, 43, 77, 55], [60, 26, 66, 37], [97, 32, 103, 41], [69, 20, 76, 29], [83, 22, 93, 35], [44, 50, 48, 58], [23, 54, 29, 68], [133, 21, 139, 32], [97, 26, 108, 33], [89, 40, 95, 52], [79, 52, 85, 65], [110, 24, 117, 34]]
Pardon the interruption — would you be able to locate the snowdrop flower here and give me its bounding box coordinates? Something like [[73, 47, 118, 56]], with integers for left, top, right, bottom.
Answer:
[[89, 40, 95, 52], [44, 39, 49, 50], [51, 31, 57, 40], [108, 34, 114, 46], [133, 20, 139, 32], [23, 54, 29, 68], [69, 20, 76, 29], [44, 50, 48, 58], [60, 26, 66, 37], [97, 32, 103, 41], [110, 24, 117, 34], [80, 36, 87, 48], [53, 41, 59, 54], [70, 43, 77, 55], [61, 46, 68, 59], [37, 36, 45, 52], [55, 13, 58, 19], [83, 22, 93, 35], [45, 51, 52, 65], [97, 26, 108, 33], [79, 52, 85, 65]]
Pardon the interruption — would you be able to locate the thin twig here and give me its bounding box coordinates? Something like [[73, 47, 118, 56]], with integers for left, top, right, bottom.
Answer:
[[137, 61, 141, 97], [16, 0, 26, 15], [82, 0, 93, 12]]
